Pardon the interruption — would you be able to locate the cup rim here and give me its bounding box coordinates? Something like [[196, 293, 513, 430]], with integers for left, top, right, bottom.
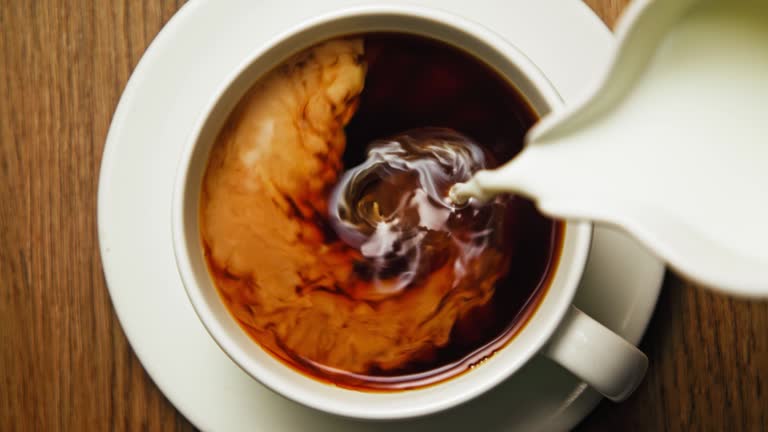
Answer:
[[172, 3, 592, 420]]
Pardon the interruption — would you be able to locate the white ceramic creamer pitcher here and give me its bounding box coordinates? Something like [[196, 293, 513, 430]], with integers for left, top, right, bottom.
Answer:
[[451, 0, 768, 297]]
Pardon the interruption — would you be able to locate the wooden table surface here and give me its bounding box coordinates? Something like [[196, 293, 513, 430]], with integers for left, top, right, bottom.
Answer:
[[1, 0, 766, 430]]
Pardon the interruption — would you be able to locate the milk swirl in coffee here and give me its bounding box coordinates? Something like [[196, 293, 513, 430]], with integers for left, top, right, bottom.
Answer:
[[200, 34, 563, 390], [329, 128, 499, 296]]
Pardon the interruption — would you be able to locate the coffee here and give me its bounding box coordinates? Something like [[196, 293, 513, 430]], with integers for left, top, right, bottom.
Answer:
[[200, 34, 563, 391]]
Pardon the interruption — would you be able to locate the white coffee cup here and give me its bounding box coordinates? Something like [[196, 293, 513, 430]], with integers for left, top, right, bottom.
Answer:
[[171, 4, 647, 420]]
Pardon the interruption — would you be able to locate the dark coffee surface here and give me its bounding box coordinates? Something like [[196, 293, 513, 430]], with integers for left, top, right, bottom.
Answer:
[[200, 34, 563, 390]]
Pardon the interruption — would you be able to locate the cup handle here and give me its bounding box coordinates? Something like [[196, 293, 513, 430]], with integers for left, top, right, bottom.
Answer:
[[542, 306, 648, 401]]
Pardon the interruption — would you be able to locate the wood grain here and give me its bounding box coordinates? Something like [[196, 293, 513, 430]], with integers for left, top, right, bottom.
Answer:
[[0, 1, 765, 430]]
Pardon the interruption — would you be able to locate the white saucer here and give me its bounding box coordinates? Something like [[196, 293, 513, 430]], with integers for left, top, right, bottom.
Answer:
[[98, 1, 664, 430]]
